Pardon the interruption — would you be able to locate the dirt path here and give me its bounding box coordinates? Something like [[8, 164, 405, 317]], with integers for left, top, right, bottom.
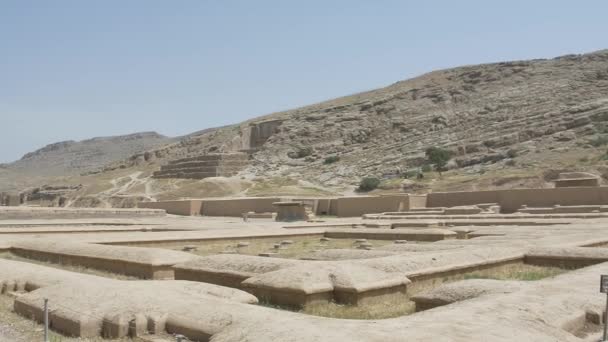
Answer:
[[102, 171, 145, 196]]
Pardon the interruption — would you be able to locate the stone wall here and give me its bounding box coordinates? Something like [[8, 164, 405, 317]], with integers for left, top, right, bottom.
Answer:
[[138, 200, 203, 216], [137, 195, 431, 217], [291, 198, 336, 216], [408, 195, 428, 209], [202, 197, 280, 216], [427, 187, 608, 213], [334, 195, 409, 217]]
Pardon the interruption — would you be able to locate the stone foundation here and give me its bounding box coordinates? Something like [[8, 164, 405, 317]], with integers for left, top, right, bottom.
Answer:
[[10, 241, 194, 279], [0, 207, 165, 220]]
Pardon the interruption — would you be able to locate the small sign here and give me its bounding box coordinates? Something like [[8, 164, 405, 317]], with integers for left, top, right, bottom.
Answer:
[[601, 275, 608, 293]]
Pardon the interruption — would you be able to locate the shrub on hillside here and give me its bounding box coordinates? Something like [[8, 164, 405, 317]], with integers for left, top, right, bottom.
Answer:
[[288, 146, 313, 159], [425, 146, 453, 176], [421, 164, 432, 173], [357, 177, 381, 192], [324, 155, 340, 164], [589, 135, 608, 147]]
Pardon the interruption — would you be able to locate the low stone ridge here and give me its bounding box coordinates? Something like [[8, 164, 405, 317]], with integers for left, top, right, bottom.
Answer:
[[6, 250, 608, 341], [172, 245, 524, 308], [173, 254, 301, 287], [518, 205, 608, 214], [0, 206, 166, 220], [324, 228, 458, 241], [411, 279, 523, 311], [525, 246, 608, 268], [10, 240, 196, 279], [0, 259, 258, 339], [242, 263, 410, 306], [377, 243, 465, 252], [300, 248, 397, 260]]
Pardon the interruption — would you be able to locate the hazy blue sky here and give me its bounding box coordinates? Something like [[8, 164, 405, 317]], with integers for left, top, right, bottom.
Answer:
[[1, 1, 607, 163]]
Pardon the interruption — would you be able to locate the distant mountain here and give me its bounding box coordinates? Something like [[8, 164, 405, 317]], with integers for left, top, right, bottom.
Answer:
[[6, 132, 172, 176]]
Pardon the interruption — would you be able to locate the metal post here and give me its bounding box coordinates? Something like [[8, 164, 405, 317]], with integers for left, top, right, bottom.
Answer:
[[43, 298, 49, 342], [603, 293, 608, 342]]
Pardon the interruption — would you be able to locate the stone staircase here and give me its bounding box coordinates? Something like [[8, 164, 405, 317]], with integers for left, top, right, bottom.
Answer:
[[152, 153, 249, 179]]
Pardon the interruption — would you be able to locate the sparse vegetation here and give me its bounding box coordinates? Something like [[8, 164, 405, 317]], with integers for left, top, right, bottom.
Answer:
[[463, 264, 566, 281], [425, 147, 452, 177], [288, 146, 313, 159], [301, 296, 415, 319], [259, 295, 415, 320], [357, 177, 381, 192], [402, 170, 419, 179], [506, 149, 518, 158], [323, 155, 340, 164], [245, 177, 335, 197], [589, 135, 608, 147], [421, 164, 432, 173]]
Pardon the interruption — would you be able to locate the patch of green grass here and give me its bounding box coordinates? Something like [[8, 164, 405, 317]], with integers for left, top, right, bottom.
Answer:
[[258, 295, 415, 320], [463, 264, 566, 281], [301, 298, 415, 319]]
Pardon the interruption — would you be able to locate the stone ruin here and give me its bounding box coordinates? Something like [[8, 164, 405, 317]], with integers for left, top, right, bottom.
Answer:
[[152, 153, 249, 179], [553, 172, 600, 188], [5, 183, 608, 341], [273, 201, 315, 222], [152, 119, 282, 180], [238, 119, 283, 153], [0, 192, 20, 206]]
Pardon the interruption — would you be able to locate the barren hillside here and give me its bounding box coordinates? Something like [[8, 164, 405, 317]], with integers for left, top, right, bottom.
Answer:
[[4, 49, 608, 205], [4, 132, 172, 177]]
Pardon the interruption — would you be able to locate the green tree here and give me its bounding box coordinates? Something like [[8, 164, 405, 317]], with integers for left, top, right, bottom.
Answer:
[[357, 177, 380, 192], [425, 147, 452, 177]]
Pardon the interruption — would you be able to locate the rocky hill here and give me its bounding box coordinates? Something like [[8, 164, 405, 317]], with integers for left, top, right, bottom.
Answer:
[[106, 49, 608, 183], [5, 132, 172, 177], [4, 49, 608, 205]]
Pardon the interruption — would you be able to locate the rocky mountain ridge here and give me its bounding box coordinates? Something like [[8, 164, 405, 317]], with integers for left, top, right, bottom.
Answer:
[[5, 131, 172, 177]]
